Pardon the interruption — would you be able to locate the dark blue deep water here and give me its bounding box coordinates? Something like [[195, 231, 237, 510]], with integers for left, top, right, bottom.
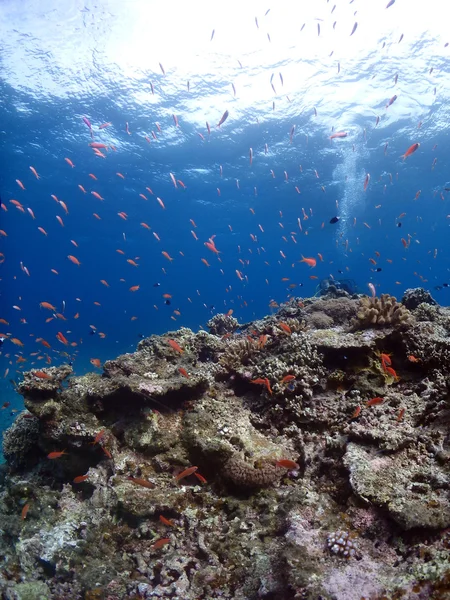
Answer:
[[1, 0, 449, 444]]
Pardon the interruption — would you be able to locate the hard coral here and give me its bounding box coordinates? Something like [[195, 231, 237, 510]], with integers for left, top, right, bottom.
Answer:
[[219, 336, 260, 372], [351, 294, 412, 329], [402, 286, 437, 310], [2, 414, 40, 471], [223, 454, 285, 488], [206, 313, 240, 336]]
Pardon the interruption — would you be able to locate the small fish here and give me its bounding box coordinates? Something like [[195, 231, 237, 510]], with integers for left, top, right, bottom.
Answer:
[[217, 110, 229, 127], [386, 94, 397, 108], [56, 332, 69, 345], [366, 397, 384, 406], [276, 459, 299, 470], [330, 131, 347, 140], [67, 255, 81, 266], [396, 408, 405, 422], [278, 322, 292, 335], [33, 371, 52, 379], [47, 450, 68, 459], [168, 339, 183, 353], [151, 537, 170, 550], [73, 474, 89, 484], [178, 367, 190, 378], [330, 216, 340, 224], [127, 477, 155, 489], [251, 378, 273, 395], [401, 143, 420, 159], [159, 515, 174, 527], [90, 358, 101, 368], [351, 406, 362, 419], [300, 256, 316, 267], [175, 465, 198, 482], [350, 22, 358, 36], [29, 166, 40, 179], [364, 173, 370, 191], [194, 472, 207, 484], [21, 503, 30, 520]]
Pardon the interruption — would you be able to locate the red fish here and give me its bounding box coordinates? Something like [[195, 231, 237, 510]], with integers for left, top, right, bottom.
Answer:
[[276, 459, 299, 469], [47, 450, 68, 459], [73, 474, 89, 484], [401, 143, 419, 159], [168, 339, 183, 353], [175, 466, 198, 481], [366, 397, 384, 406], [330, 131, 347, 139]]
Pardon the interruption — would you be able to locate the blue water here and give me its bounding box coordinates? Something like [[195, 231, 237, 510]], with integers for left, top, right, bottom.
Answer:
[[1, 0, 449, 439]]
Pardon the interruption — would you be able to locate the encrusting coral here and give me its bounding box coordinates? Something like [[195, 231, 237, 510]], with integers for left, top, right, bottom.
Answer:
[[0, 291, 449, 600], [351, 293, 412, 329]]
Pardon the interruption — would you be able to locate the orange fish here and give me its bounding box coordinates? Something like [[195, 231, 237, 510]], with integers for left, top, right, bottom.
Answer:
[[351, 405, 362, 419], [278, 322, 292, 334], [16, 179, 26, 190], [56, 216, 64, 227], [10, 338, 24, 347], [366, 397, 384, 406], [251, 378, 273, 395], [194, 472, 207, 484], [65, 158, 75, 168], [40, 301, 56, 310], [396, 408, 406, 422], [330, 131, 347, 140], [129, 285, 140, 292], [127, 477, 155, 489], [151, 538, 170, 550], [127, 259, 139, 267], [275, 459, 299, 469], [29, 166, 40, 179], [162, 251, 173, 261], [60, 201, 69, 215], [401, 142, 420, 159], [78, 185, 87, 193], [33, 371, 52, 379], [56, 332, 69, 345], [73, 474, 89, 483], [175, 465, 198, 482], [281, 374, 295, 383], [90, 358, 101, 368], [91, 191, 104, 200], [407, 355, 420, 363], [300, 256, 316, 267], [67, 255, 81, 266], [21, 503, 30, 520], [168, 339, 183, 353], [178, 367, 189, 378], [159, 515, 174, 527], [47, 450, 68, 459]]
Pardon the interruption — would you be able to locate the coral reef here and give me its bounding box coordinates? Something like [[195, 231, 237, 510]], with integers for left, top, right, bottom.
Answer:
[[0, 293, 449, 599], [402, 286, 437, 310], [351, 293, 413, 329]]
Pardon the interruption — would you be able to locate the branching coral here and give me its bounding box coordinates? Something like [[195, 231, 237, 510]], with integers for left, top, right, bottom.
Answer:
[[219, 337, 260, 371], [206, 313, 240, 336], [351, 294, 412, 329]]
